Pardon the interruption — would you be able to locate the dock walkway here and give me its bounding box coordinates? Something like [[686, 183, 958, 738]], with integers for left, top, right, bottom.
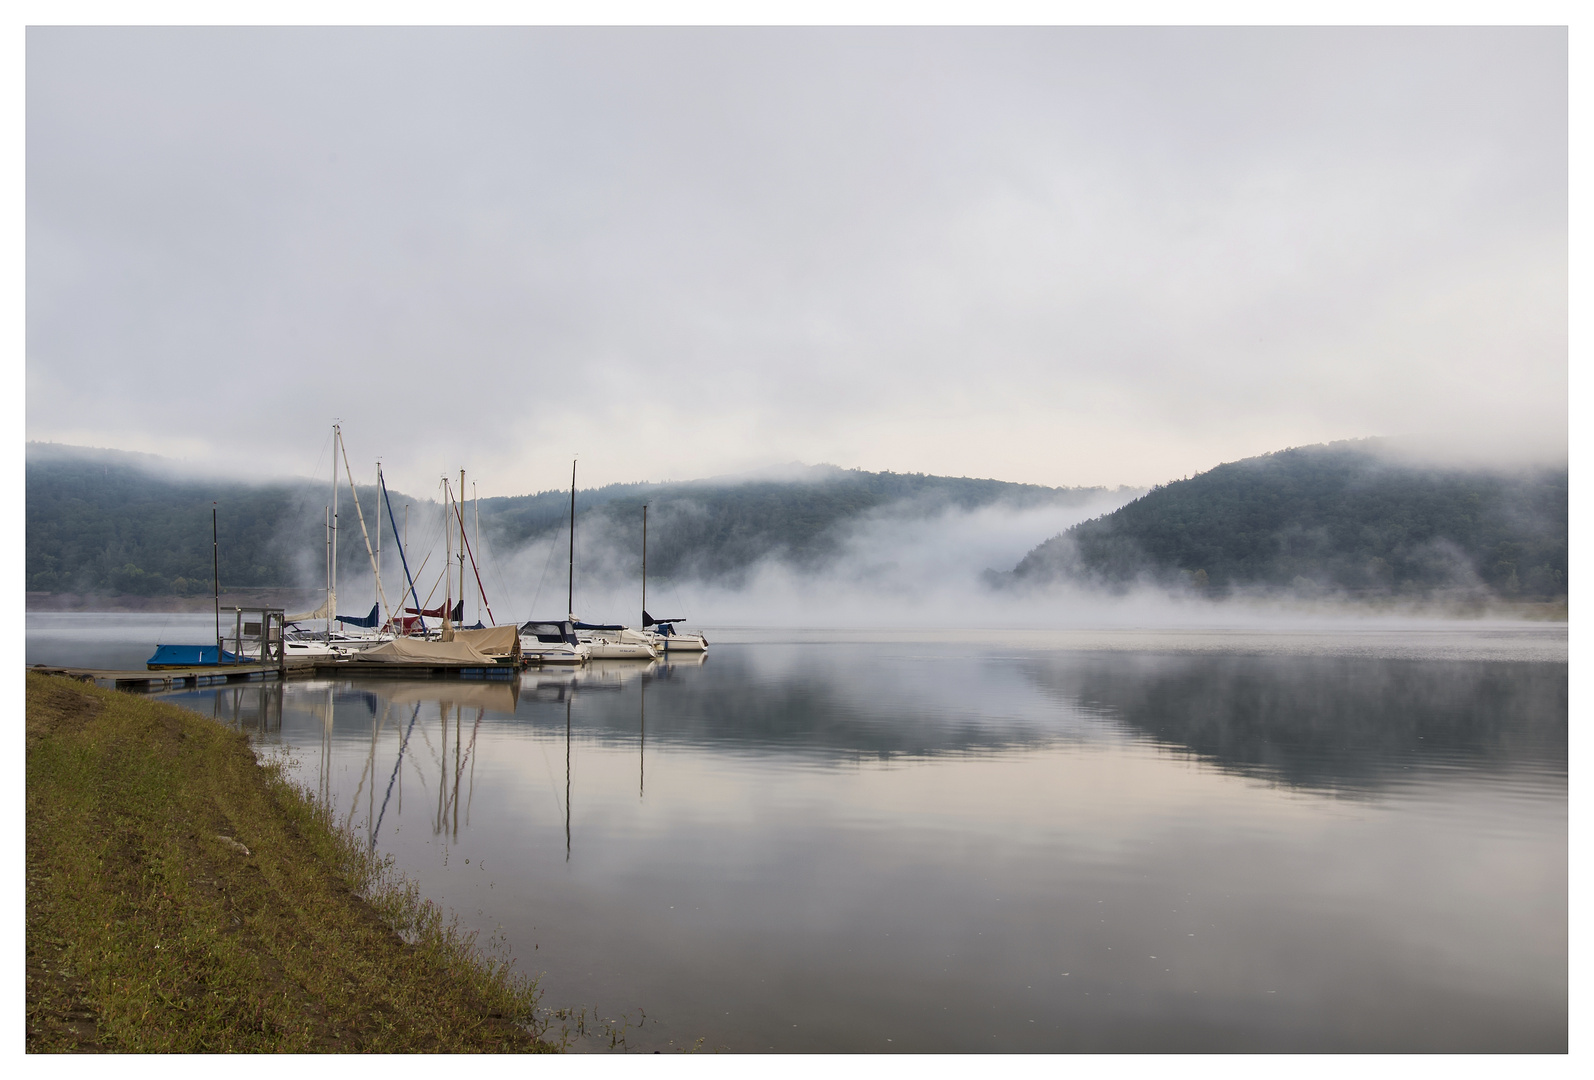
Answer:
[[30, 663, 282, 690], [31, 660, 520, 690]]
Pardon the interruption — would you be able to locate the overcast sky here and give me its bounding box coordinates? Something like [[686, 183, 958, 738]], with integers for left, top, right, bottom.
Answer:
[[26, 27, 1567, 498]]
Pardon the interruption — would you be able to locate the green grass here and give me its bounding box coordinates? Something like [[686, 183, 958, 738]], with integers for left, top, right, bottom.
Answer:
[[25, 672, 558, 1053]]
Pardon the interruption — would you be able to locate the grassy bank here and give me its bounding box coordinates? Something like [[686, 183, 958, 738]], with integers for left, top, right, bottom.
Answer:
[[25, 672, 557, 1053]]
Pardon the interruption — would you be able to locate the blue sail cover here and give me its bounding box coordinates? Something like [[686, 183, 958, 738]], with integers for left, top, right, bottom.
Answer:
[[337, 603, 381, 628], [573, 621, 626, 631], [147, 644, 247, 668]]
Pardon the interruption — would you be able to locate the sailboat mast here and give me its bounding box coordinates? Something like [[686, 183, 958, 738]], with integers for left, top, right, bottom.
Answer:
[[213, 504, 220, 654], [375, 463, 381, 625], [443, 478, 452, 632], [642, 504, 647, 626], [459, 469, 467, 626], [324, 505, 331, 642], [474, 481, 480, 625], [331, 423, 339, 637], [567, 460, 576, 620]]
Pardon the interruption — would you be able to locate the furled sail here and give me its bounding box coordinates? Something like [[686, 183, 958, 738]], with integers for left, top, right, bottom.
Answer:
[[404, 600, 465, 621], [287, 599, 331, 623], [335, 603, 381, 628]]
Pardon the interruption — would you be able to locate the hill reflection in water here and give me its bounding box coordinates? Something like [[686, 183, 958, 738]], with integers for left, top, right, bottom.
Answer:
[[152, 632, 1565, 1053]]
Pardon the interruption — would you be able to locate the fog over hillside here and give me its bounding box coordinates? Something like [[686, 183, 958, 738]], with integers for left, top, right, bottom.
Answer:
[[25, 443, 1139, 624]]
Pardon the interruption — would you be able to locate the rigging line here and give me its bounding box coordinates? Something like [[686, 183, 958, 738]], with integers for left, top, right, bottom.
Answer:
[[474, 525, 515, 626], [372, 702, 424, 848], [527, 526, 563, 621], [304, 427, 334, 499], [339, 438, 392, 621], [450, 497, 496, 625], [380, 470, 427, 634], [419, 565, 448, 611]]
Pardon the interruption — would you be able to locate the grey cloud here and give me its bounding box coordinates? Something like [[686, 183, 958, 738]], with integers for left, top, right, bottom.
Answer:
[[27, 27, 1566, 496]]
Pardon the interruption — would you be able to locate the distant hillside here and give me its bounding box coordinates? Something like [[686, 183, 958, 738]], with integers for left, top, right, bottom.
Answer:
[[480, 465, 1117, 587], [24, 443, 415, 598], [1003, 441, 1567, 599], [26, 444, 1117, 598]]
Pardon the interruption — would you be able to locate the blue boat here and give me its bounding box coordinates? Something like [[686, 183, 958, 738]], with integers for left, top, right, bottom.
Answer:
[[147, 644, 249, 669]]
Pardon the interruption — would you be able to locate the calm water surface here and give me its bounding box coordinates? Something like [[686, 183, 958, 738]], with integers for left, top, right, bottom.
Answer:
[[27, 617, 1568, 1052]]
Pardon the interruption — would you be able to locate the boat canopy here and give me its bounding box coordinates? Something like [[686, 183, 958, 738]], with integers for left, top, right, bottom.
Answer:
[[521, 620, 579, 644]]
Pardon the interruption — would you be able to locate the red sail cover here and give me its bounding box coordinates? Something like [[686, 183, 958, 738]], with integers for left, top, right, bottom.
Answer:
[[404, 601, 465, 620]]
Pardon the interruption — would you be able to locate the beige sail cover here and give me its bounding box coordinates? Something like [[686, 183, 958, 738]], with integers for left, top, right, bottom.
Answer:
[[453, 625, 521, 659], [287, 599, 331, 623], [351, 637, 498, 665]]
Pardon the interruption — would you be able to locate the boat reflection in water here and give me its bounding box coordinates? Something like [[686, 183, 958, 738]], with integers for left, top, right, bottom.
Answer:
[[150, 634, 1565, 1054]]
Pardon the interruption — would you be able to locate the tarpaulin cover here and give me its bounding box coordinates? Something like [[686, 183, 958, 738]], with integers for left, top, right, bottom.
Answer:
[[147, 644, 247, 668], [452, 625, 521, 659], [351, 637, 497, 666]]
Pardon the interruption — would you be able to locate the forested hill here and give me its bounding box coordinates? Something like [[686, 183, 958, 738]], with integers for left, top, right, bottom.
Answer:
[[1004, 441, 1567, 599], [478, 465, 1116, 586], [24, 443, 420, 598], [26, 444, 1117, 597]]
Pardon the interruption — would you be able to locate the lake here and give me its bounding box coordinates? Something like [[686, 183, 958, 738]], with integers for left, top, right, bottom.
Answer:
[[26, 616, 1569, 1052]]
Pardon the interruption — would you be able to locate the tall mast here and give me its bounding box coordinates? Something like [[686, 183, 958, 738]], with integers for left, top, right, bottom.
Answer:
[[375, 463, 381, 624], [331, 423, 339, 637], [213, 504, 220, 655], [474, 481, 480, 625], [324, 505, 331, 642], [567, 459, 577, 621], [642, 504, 648, 627], [459, 469, 467, 627], [443, 477, 452, 634]]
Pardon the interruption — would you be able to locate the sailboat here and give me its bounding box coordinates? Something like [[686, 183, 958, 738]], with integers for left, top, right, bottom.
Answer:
[[284, 423, 394, 657], [564, 464, 656, 660], [638, 503, 708, 655], [520, 461, 592, 666]]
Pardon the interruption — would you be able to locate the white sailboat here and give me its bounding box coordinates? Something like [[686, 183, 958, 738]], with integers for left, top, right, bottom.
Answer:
[[639, 504, 708, 655], [520, 460, 593, 665]]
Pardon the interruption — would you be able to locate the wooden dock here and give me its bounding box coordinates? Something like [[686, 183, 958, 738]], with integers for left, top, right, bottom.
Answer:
[[30, 663, 283, 690], [31, 660, 519, 690]]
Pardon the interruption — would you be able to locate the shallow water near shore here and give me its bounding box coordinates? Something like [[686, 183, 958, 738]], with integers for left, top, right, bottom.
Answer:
[[28, 617, 1567, 1052]]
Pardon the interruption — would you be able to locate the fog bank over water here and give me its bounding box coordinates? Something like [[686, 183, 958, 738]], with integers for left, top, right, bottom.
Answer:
[[331, 487, 1559, 633], [421, 491, 1136, 627]]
